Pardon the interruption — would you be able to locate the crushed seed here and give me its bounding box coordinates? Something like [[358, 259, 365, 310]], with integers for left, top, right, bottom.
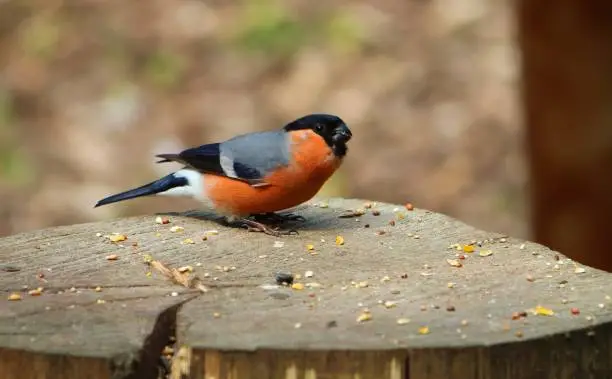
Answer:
[[108, 234, 127, 242]]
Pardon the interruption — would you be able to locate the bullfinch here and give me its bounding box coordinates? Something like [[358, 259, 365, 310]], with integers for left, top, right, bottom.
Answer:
[[94, 113, 352, 236]]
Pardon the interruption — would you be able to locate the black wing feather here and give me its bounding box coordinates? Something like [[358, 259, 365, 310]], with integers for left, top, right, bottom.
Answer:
[[156, 143, 224, 175], [155, 143, 268, 186]]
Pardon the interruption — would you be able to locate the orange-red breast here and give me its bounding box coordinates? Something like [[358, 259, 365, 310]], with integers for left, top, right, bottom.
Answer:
[[95, 114, 352, 235]]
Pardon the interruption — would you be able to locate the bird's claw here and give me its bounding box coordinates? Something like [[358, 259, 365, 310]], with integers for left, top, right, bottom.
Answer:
[[237, 219, 298, 236]]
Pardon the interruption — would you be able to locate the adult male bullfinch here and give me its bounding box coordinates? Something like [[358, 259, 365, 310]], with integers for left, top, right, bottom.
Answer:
[[94, 113, 352, 236]]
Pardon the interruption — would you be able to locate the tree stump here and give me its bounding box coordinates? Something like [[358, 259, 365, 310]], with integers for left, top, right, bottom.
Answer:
[[518, 0, 612, 272], [1, 198, 611, 379]]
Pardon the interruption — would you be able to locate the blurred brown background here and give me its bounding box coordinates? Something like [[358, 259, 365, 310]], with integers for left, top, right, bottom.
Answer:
[[0, 0, 526, 239]]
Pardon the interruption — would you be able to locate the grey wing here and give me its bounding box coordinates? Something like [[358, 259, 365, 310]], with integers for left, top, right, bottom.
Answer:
[[219, 131, 291, 186]]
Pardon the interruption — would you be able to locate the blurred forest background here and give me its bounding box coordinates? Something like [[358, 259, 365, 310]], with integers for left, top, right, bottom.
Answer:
[[0, 0, 525, 238]]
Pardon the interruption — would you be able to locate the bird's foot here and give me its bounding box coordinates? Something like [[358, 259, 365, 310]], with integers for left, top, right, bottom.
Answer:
[[233, 218, 298, 237], [252, 212, 306, 224]]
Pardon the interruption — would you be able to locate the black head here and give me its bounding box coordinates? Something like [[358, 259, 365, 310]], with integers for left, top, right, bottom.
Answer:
[[283, 113, 352, 157]]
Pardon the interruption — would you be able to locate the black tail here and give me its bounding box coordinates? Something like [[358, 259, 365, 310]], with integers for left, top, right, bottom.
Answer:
[[94, 174, 188, 208]]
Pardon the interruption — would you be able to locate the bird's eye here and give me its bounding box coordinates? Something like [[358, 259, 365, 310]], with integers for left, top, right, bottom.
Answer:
[[315, 123, 324, 132]]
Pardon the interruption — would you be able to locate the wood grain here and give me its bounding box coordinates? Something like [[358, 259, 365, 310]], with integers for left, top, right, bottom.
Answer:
[[1, 198, 611, 379]]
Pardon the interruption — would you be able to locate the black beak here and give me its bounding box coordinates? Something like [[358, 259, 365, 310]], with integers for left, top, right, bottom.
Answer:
[[332, 124, 352, 143]]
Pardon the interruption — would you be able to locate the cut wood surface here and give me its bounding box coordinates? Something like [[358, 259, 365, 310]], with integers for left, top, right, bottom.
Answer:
[[1, 198, 611, 379]]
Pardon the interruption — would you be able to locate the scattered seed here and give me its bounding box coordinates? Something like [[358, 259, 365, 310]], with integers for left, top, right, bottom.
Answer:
[[574, 267, 586, 274], [178, 266, 193, 273], [405, 203, 414, 211], [383, 301, 396, 309], [291, 283, 304, 290], [420, 304, 427, 311], [94, 286, 102, 292], [108, 233, 127, 242], [28, 288, 43, 296], [461, 319, 469, 326], [418, 326, 430, 335], [376, 230, 386, 236], [533, 305, 554, 316], [357, 311, 372, 323], [319, 202, 329, 208], [515, 331, 524, 338], [273, 241, 284, 248], [446, 305, 456, 312], [204, 230, 219, 236], [8, 293, 22, 301], [364, 203, 373, 209], [447, 259, 462, 268], [479, 250, 493, 257], [106, 254, 119, 261], [356, 281, 369, 288], [306, 244, 315, 251], [598, 303, 605, 309], [462, 245, 475, 253], [397, 318, 410, 325], [294, 322, 302, 328], [519, 243, 526, 250], [304, 270, 314, 278], [155, 216, 170, 225], [447, 282, 455, 288], [170, 226, 184, 233], [335, 236, 345, 245], [526, 275, 535, 282], [181, 238, 195, 245]]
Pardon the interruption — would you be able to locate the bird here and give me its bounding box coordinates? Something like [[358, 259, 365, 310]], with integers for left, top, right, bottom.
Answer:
[[94, 113, 352, 236]]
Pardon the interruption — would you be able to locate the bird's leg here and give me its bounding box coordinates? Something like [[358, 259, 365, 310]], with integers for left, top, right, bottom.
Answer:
[[252, 212, 306, 224], [223, 217, 298, 236]]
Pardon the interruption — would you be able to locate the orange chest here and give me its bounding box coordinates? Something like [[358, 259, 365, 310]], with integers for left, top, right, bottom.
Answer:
[[267, 129, 341, 187]]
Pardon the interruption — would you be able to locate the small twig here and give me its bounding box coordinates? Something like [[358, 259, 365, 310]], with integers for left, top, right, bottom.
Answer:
[[144, 255, 208, 293]]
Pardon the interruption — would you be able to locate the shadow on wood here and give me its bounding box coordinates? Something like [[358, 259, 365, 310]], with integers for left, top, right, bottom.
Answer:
[[0, 198, 611, 379]]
